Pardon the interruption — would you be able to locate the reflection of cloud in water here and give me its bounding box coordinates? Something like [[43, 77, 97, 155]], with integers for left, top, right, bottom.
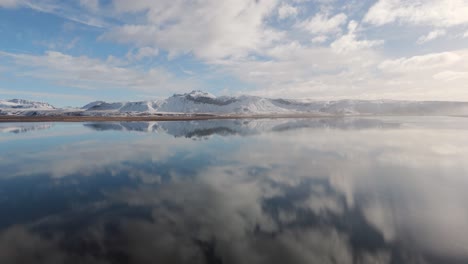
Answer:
[[0, 227, 65, 263], [0, 117, 468, 263], [0, 134, 201, 178]]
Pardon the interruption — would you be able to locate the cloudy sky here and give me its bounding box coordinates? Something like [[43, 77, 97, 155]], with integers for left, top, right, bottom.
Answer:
[[1, 0, 468, 106]]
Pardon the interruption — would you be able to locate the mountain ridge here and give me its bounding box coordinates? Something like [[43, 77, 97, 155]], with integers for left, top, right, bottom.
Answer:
[[2, 90, 468, 117], [0, 99, 55, 110]]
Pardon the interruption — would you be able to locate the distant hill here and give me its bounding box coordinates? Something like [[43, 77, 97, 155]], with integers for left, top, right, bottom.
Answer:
[[2, 91, 468, 117], [0, 99, 55, 110]]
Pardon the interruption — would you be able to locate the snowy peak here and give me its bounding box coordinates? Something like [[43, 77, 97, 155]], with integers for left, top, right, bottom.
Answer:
[[81, 101, 106, 110], [169, 90, 238, 107], [79, 95, 468, 116], [83, 101, 158, 113], [185, 90, 216, 99], [2, 92, 468, 117], [0, 99, 55, 110]]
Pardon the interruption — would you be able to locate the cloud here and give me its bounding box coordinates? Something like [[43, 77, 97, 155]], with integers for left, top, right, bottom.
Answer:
[[222, 43, 468, 100], [33, 37, 80, 51], [0, 0, 21, 7], [2, 0, 468, 101], [126, 47, 159, 61], [378, 51, 462, 72], [369, 50, 468, 100], [218, 39, 384, 99], [103, 0, 281, 61], [433, 71, 468, 81], [277, 3, 298, 19], [311, 35, 328, 43], [463, 30, 468, 38], [0, 50, 194, 93], [330, 21, 384, 53], [297, 12, 347, 35], [79, 0, 99, 12], [21, 0, 108, 27], [364, 0, 468, 28], [417, 29, 447, 44], [0, 88, 93, 102]]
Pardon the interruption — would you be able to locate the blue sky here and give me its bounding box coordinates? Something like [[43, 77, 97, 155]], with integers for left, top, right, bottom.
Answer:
[[1, 0, 468, 106]]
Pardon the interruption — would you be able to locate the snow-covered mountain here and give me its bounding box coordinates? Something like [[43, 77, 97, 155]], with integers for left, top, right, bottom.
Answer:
[[82, 91, 289, 114], [80, 91, 468, 116], [0, 99, 57, 116], [2, 91, 468, 117], [0, 99, 55, 110]]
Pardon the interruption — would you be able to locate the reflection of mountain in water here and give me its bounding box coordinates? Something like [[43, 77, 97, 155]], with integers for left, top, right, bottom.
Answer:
[[84, 122, 160, 133], [84, 118, 401, 138], [0, 123, 53, 134]]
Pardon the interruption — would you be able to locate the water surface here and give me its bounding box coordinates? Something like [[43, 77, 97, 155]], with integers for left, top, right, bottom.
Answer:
[[0, 117, 468, 264]]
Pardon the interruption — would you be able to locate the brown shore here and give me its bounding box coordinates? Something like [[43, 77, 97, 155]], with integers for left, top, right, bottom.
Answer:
[[0, 113, 329, 123]]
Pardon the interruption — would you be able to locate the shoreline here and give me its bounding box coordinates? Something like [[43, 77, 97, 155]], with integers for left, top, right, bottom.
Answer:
[[0, 113, 330, 123], [1, 114, 465, 123]]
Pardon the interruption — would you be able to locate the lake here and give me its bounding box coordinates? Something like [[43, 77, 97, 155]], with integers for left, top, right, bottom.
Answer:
[[0, 117, 467, 264]]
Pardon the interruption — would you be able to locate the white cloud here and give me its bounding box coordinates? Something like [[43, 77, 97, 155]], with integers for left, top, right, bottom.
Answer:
[[278, 3, 298, 19], [219, 41, 468, 101], [264, 41, 304, 59], [0, 51, 193, 93], [126, 47, 159, 61], [79, 0, 99, 12], [364, 0, 468, 28], [379, 52, 461, 72], [65, 37, 79, 50], [3, 0, 468, 101], [433, 71, 468, 81], [0, 0, 21, 7], [417, 29, 447, 44], [311, 35, 328, 43], [331, 21, 383, 53], [0, 88, 92, 102], [33, 37, 79, 51], [21, 0, 107, 27], [368, 50, 468, 100], [297, 12, 347, 34], [217, 36, 385, 99], [103, 0, 281, 61]]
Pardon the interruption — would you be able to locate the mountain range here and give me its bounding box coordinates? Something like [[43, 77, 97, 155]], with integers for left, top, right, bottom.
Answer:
[[1, 90, 468, 117]]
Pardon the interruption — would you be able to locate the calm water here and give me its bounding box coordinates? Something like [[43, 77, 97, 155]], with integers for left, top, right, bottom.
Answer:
[[0, 117, 468, 264]]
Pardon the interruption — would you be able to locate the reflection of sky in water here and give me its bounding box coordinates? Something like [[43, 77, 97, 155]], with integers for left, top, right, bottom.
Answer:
[[0, 117, 468, 264]]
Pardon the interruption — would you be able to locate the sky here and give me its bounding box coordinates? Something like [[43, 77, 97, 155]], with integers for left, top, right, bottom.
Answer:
[[0, 0, 468, 106]]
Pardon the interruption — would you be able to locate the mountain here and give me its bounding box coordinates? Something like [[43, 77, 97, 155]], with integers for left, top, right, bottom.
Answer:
[[79, 90, 468, 116], [0, 99, 55, 110], [81, 91, 288, 114], [2, 91, 468, 117], [81, 101, 106, 110]]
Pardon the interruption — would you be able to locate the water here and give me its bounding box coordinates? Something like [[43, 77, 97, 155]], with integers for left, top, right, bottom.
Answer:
[[0, 117, 467, 264]]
